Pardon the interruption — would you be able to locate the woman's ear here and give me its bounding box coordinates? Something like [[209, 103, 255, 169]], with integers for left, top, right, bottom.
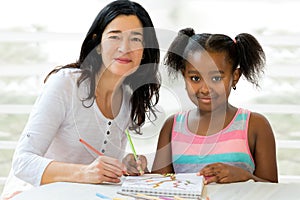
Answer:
[[96, 45, 102, 55]]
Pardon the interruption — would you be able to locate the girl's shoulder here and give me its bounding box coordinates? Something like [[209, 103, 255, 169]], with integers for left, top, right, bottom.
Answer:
[[237, 107, 271, 129], [249, 111, 270, 124], [248, 111, 273, 137]]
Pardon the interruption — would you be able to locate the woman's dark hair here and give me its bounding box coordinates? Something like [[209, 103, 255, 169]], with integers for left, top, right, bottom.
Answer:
[[165, 28, 265, 87], [45, 0, 160, 131]]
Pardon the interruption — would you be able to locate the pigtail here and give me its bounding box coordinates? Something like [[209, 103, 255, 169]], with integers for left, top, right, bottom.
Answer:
[[164, 28, 195, 77], [234, 33, 266, 87]]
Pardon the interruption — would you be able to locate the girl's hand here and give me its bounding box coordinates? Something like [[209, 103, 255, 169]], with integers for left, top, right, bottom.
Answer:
[[122, 153, 148, 175], [198, 162, 252, 184], [80, 156, 126, 184]]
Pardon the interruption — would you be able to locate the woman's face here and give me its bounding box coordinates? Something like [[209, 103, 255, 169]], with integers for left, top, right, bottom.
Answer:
[[99, 15, 144, 77], [182, 51, 240, 112]]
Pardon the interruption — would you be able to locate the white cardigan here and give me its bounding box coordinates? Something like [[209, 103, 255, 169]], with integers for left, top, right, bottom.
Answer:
[[3, 68, 131, 194]]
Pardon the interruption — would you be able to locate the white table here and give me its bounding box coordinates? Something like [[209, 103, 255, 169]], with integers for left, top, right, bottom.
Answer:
[[11, 181, 300, 200]]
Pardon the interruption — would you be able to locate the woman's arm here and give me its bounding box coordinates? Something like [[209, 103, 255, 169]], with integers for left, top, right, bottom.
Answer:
[[12, 71, 72, 186], [41, 157, 126, 184], [151, 115, 175, 174]]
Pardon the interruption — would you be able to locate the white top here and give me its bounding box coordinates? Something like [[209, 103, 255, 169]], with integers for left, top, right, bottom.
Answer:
[[3, 68, 132, 193]]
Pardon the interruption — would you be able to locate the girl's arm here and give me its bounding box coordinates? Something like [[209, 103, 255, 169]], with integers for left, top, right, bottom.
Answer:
[[151, 115, 175, 174], [248, 112, 278, 182], [199, 112, 278, 184]]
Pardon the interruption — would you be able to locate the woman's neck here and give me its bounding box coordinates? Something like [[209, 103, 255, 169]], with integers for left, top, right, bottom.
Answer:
[[97, 67, 124, 91], [95, 68, 124, 119]]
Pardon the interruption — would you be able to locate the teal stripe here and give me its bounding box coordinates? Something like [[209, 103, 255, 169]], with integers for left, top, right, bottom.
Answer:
[[173, 153, 254, 168], [236, 113, 247, 121], [176, 114, 185, 122]]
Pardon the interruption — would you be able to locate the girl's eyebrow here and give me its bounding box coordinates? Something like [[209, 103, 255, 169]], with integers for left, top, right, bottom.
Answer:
[[187, 70, 200, 74], [209, 70, 225, 75], [187, 70, 225, 74]]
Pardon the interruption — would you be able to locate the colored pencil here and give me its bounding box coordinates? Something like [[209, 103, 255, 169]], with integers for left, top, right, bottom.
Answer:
[[125, 129, 138, 160], [125, 129, 143, 174], [117, 191, 157, 200], [96, 192, 112, 200], [79, 138, 103, 156]]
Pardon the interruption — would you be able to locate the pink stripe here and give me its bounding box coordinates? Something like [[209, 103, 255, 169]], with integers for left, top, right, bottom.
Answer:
[[172, 139, 249, 155], [172, 130, 246, 144]]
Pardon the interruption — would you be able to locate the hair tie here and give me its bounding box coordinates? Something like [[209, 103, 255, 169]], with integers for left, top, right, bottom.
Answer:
[[92, 33, 97, 40], [233, 38, 237, 44]]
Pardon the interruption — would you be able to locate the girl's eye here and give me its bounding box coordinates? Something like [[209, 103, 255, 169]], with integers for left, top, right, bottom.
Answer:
[[191, 76, 200, 82], [212, 76, 222, 82]]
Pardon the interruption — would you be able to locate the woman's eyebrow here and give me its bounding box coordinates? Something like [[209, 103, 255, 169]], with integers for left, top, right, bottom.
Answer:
[[131, 31, 143, 36], [107, 30, 143, 36], [107, 30, 122, 34]]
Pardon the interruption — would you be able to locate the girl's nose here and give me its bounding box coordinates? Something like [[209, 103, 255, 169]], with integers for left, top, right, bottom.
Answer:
[[199, 81, 210, 95]]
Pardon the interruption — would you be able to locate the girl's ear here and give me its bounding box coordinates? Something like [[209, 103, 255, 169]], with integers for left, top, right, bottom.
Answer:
[[232, 68, 241, 87], [96, 45, 102, 55]]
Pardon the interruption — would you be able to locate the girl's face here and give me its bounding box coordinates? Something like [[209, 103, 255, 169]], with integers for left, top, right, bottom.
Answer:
[[183, 51, 240, 112], [98, 15, 144, 76]]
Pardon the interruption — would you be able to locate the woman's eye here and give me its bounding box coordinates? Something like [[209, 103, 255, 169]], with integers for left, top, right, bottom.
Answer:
[[109, 35, 120, 40], [131, 37, 143, 43]]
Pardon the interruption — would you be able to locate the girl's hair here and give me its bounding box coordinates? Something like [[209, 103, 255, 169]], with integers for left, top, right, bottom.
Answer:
[[44, 0, 160, 132], [165, 28, 266, 87]]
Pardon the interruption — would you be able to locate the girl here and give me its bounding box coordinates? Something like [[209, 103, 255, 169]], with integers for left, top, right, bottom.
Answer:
[[2, 0, 160, 198], [151, 28, 278, 184]]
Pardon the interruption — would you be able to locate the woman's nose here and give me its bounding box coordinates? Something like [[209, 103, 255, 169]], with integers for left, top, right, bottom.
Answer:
[[118, 38, 131, 53]]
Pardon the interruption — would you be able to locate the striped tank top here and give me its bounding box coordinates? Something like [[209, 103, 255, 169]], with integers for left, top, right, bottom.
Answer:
[[172, 108, 255, 174]]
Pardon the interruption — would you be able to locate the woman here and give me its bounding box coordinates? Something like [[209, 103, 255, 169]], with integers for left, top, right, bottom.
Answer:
[[2, 0, 160, 198]]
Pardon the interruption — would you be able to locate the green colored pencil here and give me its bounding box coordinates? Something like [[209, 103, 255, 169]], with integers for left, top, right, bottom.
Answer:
[[125, 129, 138, 160], [125, 129, 143, 174]]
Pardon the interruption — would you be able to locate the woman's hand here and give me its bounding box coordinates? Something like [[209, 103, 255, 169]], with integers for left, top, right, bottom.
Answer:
[[80, 156, 126, 184], [198, 163, 252, 184], [122, 153, 148, 175]]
